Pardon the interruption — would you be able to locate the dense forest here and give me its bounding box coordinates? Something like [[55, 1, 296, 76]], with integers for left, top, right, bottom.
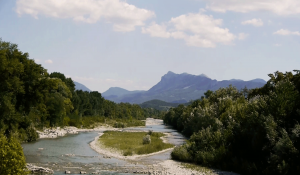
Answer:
[[165, 70, 300, 175], [0, 39, 159, 142]]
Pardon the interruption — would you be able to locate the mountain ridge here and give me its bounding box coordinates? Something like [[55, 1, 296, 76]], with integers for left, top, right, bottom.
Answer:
[[102, 72, 267, 104], [74, 81, 91, 92]]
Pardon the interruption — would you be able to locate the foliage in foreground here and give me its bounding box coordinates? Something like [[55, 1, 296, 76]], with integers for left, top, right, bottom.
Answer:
[[165, 70, 300, 175], [99, 131, 173, 156], [0, 133, 27, 175]]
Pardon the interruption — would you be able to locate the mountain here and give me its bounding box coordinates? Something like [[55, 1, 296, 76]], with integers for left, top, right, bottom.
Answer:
[[103, 71, 267, 104], [74, 81, 91, 92], [102, 87, 145, 101]]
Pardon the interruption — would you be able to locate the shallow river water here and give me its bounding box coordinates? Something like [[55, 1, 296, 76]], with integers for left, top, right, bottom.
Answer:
[[22, 119, 186, 175]]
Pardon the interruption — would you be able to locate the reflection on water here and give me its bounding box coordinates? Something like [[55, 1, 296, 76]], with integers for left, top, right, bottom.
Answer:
[[22, 119, 186, 175]]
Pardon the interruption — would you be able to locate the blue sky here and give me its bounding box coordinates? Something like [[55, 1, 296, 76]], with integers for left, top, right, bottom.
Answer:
[[1, 0, 299, 92]]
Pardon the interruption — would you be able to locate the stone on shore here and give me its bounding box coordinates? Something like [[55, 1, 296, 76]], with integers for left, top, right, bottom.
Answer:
[[26, 163, 54, 174], [37, 127, 79, 139]]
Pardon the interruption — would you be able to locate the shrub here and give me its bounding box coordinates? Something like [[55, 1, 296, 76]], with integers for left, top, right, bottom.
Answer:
[[151, 132, 163, 138], [0, 133, 28, 175], [114, 122, 127, 128], [25, 126, 39, 142], [123, 150, 133, 156], [143, 135, 151, 144], [148, 130, 153, 135], [171, 145, 192, 162]]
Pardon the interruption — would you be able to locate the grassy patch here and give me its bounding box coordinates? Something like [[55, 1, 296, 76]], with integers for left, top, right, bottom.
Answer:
[[99, 131, 174, 156]]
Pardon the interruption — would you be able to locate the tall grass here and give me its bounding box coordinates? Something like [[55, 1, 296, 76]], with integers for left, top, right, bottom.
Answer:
[[99, 131, 174, 156]]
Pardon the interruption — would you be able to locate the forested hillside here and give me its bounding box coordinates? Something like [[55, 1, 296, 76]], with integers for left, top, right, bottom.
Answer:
[[0, 39, 153, 143], [139, 99, 180, 111], [164, 70, 300, 175]]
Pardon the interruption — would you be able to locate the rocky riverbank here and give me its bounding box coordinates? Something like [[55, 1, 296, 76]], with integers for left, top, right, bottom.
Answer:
[[26, 160, 239, 175], [37, 126, 118, 139], [37, 127, 78, 138], [26, 163, 54, 174], [37, 118, 159, 139]]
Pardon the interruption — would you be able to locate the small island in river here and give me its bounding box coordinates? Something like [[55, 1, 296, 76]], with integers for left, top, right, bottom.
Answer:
[[90, 130, 174, 160]]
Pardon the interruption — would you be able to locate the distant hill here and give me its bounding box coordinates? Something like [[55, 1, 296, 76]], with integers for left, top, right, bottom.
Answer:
[[102, 87, 145, 101], [139, 99, 179, 111], [103, 71, 267, 104], [74, 81, 91, 92]]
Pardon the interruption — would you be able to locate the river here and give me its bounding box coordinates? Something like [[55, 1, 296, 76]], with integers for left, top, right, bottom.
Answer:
[[22, 119, 186, 175]]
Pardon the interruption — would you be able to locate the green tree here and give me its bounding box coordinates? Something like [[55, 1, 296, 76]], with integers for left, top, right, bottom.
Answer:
[[0, 133, 27, 175]]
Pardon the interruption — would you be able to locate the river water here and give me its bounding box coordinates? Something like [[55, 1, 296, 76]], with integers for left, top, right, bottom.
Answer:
[[22, 119, 186, 175]]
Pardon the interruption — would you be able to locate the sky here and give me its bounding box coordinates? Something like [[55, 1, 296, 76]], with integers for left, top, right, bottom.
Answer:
[[1, 0, 299, 93]]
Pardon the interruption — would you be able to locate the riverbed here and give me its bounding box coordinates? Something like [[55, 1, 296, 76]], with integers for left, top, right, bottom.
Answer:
[[22, 118, 186, 175]]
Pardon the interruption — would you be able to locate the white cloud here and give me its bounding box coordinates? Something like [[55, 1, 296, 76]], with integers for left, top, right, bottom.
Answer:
[[238, 33, 249, 40], [45, 59, 53, 64], [142, 23, 171, 38], [203, 0, 300, 15], [142, 12, 236, 48], [274, 29, 300, 36], [241, 18, 263, 27], [16, 0, 155, 32], [34, 59, 41, 63]]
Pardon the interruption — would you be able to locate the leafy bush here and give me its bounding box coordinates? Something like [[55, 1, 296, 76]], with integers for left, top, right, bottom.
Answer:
[[143, 135, 151, 144], [25, 126, 39, 142], [114, 122, 127, 128], [0, 133, 28, 175], [123, 150, 133, 156], [171, 145, 192, 162]]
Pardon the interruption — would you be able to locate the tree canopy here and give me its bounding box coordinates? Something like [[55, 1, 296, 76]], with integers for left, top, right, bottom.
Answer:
[[165, 70, 300, 175]]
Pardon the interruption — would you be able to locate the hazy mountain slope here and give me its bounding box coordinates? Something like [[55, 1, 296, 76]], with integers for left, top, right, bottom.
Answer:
[[102, 87, 145, 101], [74, 81, 91, 92], [104, 71, 267, 104]]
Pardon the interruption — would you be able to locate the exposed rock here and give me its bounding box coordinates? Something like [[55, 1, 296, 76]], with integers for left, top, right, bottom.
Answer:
[[37, 127, 78, 139], [26, 164, 54, 174]]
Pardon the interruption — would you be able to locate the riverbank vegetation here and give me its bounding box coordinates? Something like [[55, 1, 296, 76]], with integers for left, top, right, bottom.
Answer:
[[165, 70, 300, 175], [0, 39, 157, 144], [99, 131, 174, 156], [0, 133, 27, 175], [79, 116, 145, 128]]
